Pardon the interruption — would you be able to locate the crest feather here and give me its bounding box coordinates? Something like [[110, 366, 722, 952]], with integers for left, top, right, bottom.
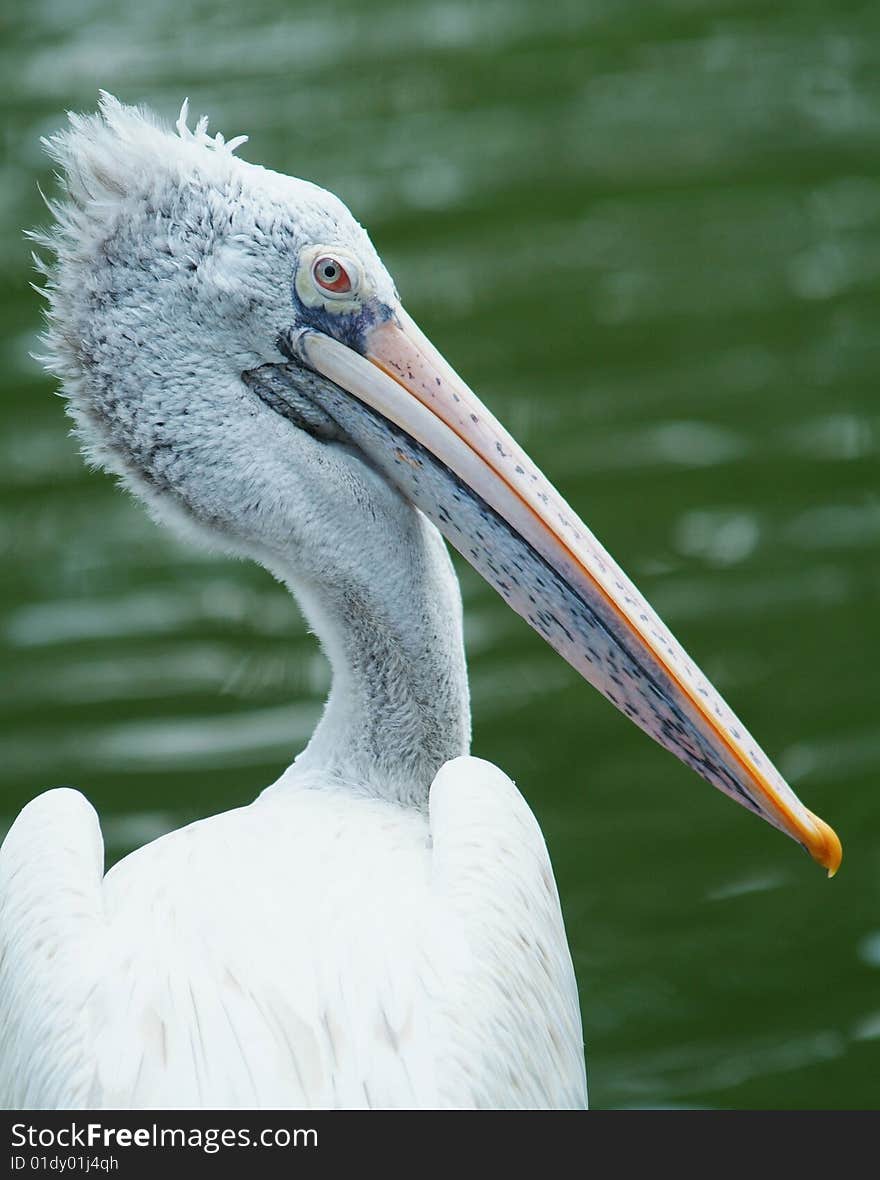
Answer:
[[39, 91, 248, 216]]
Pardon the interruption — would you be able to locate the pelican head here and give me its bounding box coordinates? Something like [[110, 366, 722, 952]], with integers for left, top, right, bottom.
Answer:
[[36, 94, 840, 870]]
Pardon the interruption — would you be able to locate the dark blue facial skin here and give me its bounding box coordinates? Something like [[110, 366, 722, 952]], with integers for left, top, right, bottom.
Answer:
[[289, 278, 397, 356]]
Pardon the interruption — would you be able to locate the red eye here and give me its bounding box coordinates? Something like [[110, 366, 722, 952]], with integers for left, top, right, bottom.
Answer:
[[313, 256, 352, 294]]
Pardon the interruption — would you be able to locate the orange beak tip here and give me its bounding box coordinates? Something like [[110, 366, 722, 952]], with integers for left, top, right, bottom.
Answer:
[[804, 810, 842, 878]]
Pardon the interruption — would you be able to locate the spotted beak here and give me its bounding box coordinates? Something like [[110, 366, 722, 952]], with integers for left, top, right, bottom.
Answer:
[[260, 305, 841, 875]]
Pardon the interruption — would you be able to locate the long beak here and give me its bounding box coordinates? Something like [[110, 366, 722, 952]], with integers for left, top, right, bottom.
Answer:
[[282, 307, 841, 876]]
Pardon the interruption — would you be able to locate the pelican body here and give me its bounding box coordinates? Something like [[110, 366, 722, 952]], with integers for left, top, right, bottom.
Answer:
[[0, 97, 839, 1109]]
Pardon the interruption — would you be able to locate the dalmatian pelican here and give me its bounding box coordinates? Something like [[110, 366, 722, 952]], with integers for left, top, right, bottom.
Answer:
[[0, 95, 840, 1110]]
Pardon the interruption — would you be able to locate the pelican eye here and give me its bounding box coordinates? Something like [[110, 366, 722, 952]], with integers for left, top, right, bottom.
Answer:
[[313, 256, 352, 295]]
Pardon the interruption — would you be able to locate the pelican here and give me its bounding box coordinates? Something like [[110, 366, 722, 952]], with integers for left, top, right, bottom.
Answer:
[[0, 95, 840, 1111]]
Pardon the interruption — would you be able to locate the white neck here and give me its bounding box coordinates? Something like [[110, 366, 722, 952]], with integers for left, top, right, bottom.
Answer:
[[271, 512, 471, 809]]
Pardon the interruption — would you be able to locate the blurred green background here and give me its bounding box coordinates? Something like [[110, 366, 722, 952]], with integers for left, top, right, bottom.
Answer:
[[2, 0, 878, 1108]]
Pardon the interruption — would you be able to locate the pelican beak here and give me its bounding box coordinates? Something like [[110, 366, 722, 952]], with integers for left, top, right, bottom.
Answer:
[[280, 306, 841, 876]]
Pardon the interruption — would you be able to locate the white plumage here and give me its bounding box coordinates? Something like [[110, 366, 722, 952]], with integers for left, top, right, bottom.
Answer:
[[1, 764, 584, 1108]]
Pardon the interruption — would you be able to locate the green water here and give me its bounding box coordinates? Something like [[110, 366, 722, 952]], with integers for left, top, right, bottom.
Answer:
[[2, 0, 878, 1108]]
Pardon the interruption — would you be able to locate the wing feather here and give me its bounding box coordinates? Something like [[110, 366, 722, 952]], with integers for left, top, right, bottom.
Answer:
[[428, 756, 587, 1108], [0, 788, 106, 1108]]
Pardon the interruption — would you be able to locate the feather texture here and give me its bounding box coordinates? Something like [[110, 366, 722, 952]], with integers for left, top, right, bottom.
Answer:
[[0, 762, 586, 1109]]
